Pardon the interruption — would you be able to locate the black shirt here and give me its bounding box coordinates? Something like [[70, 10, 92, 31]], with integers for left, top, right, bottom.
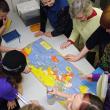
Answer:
[[0, 20, 3, 28], [0, 20, 3, 60], [40, 3, 73, 38], [0, 20, 3, 44], [86, 26, 110, 58]]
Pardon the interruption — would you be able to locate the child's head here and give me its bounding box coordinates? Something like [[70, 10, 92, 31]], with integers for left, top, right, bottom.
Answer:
[[20, 104, 44, 110], [41, 0, 55, 7], [100, 5, 110, 32], [2, 50, 27, 84], [0, 0, 9, 20], [67, 93, 103, 110]]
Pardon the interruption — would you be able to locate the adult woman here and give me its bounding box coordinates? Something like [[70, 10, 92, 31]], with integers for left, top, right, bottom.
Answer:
[[60, 0, 102, 65], [63, 5, 110, 72], [60, 0, 102, 50]]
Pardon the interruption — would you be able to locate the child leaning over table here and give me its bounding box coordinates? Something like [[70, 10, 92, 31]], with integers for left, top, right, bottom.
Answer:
[[0, 0, 9, 36], [0, 50, 30, 110], [36, 0, 73, 38], [48, 88, 103, 110], [83, 72, 110, 110], [0, 0, 17, 60]]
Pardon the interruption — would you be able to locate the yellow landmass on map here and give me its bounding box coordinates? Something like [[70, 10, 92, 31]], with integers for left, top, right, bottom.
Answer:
[[30, 65, 55, 87], [79, 85, 88, 93], [24, 48, 32, 55], [40, 41, 51, 50]]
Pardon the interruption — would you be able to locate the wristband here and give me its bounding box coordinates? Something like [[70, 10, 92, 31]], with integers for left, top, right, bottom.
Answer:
[[67, 40, 74, 44]]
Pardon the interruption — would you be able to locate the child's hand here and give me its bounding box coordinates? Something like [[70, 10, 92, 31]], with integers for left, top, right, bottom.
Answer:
[[3, 17, 8, 25], [63, 54, 79, 62], [60, 41, 71, 49], [7, 100, 16, 110], [81, 74, 93, 82], [45, 32, 53, 37], [23, 66, 31, 74], [35, 31, 44, 37], [47, 88, 58, 95]]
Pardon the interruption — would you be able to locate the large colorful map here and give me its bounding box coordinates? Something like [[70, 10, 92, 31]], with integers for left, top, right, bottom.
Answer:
[[22, 38, 102, 96]]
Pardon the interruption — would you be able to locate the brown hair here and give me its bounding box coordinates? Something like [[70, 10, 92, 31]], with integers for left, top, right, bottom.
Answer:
[[20, 104, 44, 110], [79, 93, 103, 110], [100, 5, 110, 29], [0, 0, 10, 12]]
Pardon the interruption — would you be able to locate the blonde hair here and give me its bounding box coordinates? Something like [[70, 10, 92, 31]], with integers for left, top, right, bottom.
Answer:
[[20, 104, 44, 110], [70, 0, 93, 18]]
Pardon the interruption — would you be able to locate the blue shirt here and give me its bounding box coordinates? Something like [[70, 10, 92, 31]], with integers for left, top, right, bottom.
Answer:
[[43, 0, 68, 28]]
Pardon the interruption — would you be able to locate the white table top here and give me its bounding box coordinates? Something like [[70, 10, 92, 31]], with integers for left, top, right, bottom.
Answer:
[[4, 1, 95, 109]]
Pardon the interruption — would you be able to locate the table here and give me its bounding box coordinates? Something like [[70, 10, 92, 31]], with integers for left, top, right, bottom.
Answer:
[[4, 0, 95, 109]]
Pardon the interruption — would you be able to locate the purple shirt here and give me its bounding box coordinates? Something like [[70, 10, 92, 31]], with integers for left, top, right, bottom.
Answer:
[[0, 77, 17, 101], [92, 74, 110, 81]]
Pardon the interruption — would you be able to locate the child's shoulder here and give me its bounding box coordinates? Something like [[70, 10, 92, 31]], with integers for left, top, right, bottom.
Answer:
[[0, 77, 12, 91]]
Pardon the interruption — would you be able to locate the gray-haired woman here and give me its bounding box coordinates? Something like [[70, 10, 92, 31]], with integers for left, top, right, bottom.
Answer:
[[60, 0, 102, 65], [60, 0, 102, 50]]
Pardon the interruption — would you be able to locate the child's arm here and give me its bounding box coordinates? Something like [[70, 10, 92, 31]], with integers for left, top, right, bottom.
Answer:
[[55, 91, 72, 99], [82, 73, 110, 82], [0, 45, 16, 52], [23, 66, 31, 74], [48, 89, 72, 99], [40, 3, 47, 33]]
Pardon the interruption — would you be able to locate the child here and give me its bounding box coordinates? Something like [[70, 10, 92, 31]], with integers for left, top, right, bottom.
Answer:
[[20, 100, 44, 110], [48, 89, 103, 110], [0, 50, 29, 110], [81, 73, 110, 110], [0, 0, 17, 60], [36, 0, 73, 38], [0, 0, 10, 36]]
